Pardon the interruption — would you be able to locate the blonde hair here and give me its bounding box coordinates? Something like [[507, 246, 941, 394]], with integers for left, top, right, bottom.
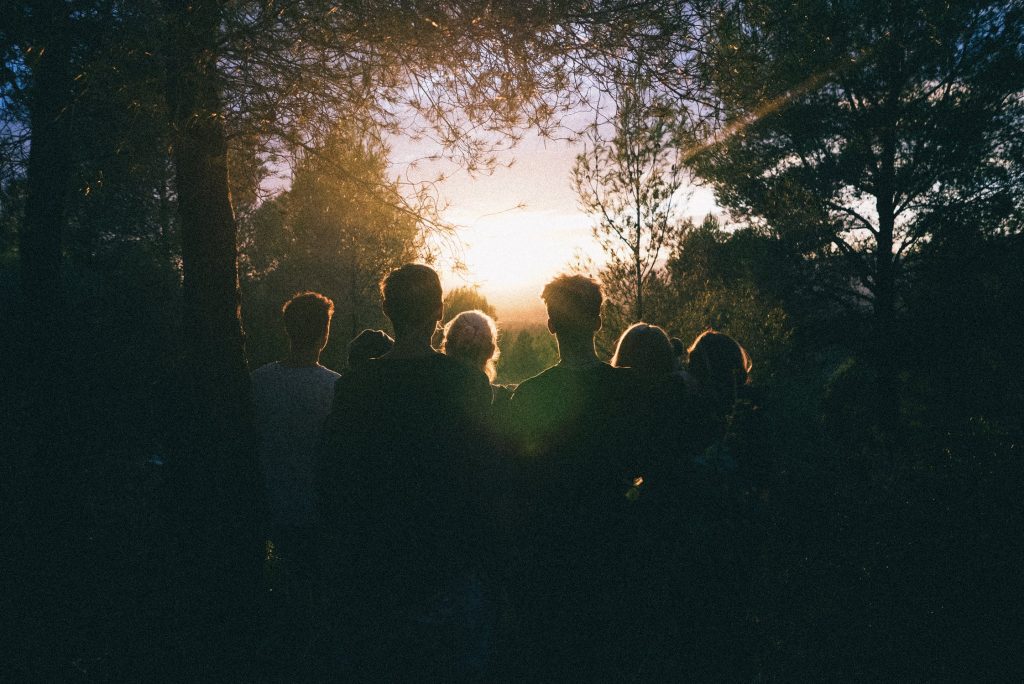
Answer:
[[442, 310, 500, 381]]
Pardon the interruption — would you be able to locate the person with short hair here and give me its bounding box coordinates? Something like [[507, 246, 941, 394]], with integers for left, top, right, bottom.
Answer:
[[318, 264, 496, 679], [251, 291, 340, 586], [510, 274, 639, 451], [508, 273, 644, 680]]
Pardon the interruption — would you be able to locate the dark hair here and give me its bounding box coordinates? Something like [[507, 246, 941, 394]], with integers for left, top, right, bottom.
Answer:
[[347, 329, 394, 368], [380, 264, 443, 335], [687, 329, 752, 409], [282, 291, 334, 349], [670, 337, 685, 358], [611, 323, 675, 376], [541, 274, 603, 335]]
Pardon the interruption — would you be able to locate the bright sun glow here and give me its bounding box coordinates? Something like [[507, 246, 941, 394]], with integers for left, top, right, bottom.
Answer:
[[439, 208, 603, 324], [396, 128, 719, 324]]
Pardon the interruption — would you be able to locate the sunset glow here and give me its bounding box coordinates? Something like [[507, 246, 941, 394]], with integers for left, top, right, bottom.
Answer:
[[416, 131, 719, 323]]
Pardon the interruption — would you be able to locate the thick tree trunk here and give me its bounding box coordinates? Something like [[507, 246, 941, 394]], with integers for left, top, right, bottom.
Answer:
[[11, 2, 76, 670], [161, 0, 262, 675], [20, 4, 70, 332]]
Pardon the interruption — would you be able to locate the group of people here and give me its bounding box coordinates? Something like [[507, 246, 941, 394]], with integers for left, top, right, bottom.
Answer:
[[252, 263, 762, 680]]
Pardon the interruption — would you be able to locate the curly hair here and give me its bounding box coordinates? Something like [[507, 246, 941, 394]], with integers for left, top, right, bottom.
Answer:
[[541, 274, 603, 335], [442, 310, 500, 381]]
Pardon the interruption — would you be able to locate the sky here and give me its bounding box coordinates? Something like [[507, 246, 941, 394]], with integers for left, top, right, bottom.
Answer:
[[394, 130, 719, 324]]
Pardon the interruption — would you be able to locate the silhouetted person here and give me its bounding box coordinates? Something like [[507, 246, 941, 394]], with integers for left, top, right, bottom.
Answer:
[[442, 309, 514, 410], [346, 328, 393, 370], [318, 264, 496, 680], [510, 275, 638, 455], [251, 291, 340, 583], [668, 329, 766, 678], [610, 321, 722, 675], [508, 274, 644, 679], [612, 321, 706, 453], [612, 322, 677, 378], [688, 328, 756, 424], [439, 309, 515, 667], [684, 329, 768, 491]]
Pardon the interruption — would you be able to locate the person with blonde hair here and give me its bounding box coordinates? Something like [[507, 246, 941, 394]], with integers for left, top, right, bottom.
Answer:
[[442, 310, 500, 382], [443, 309, 516, 411]]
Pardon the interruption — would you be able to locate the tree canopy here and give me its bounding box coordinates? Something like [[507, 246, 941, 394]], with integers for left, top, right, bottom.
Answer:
[[692, 0, 1024, 327]]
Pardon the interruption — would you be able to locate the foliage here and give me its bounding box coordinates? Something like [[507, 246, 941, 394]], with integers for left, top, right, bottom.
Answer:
[[692, 0, 1024, 342], [443, 286, 497, 323], [241, 126, 420, 370], [593, 214, 796, 379], [1, 1, 1022, 679], [662, 216, 794, 379], [496, 326, 558, 384], [573, 64, 692, 321]]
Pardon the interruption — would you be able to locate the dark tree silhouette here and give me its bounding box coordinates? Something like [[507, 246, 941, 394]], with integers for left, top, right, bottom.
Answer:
[[692, 0, 1024, 424]]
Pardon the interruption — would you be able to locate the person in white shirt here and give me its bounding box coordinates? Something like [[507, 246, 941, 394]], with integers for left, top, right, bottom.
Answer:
[[251, 291, 340, 578]]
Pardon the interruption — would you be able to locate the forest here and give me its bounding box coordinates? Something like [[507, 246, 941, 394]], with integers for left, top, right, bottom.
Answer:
[[2, 0, 1023, 680]]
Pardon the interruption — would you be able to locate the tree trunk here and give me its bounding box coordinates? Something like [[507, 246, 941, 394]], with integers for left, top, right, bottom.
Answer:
[[161, 0, 262, 675], [20, 2, 71, 334], [634, 248, 644, 320], [11, 2, 76, 670], [874, 177, 899, 433], [873, 59, 903, 435]]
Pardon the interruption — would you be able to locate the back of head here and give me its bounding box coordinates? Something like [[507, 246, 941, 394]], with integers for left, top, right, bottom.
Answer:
[[670, 336, 685, 358], [687, 330, 753, 405], [541, 274, 603, 337], [670, 336, 686, 372], [442, 310, 499, 381], [282, 291, 334, 350], [380, 264, 443, 336], [611, 322, 675, 377], [348, 328, 394, 369]]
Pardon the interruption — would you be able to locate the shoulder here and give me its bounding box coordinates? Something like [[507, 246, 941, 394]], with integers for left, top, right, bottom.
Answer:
[[493, 383, 516, 400], [593, 363, 639, 393], [433, 352, 488, 383], [250, 362, 283, 393], [737, 384, 766, 407], [250, 361, 279, 379], [512, 366, 561, 397], [599, 363, 634, 381], [332, 363, 377, 397], [314, 364, 342, 382]]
